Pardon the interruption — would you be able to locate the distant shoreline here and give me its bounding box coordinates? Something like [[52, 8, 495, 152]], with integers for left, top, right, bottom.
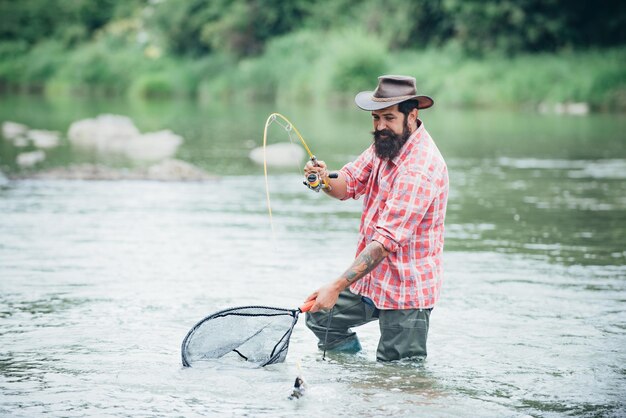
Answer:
[[1, 41, 624, 113]]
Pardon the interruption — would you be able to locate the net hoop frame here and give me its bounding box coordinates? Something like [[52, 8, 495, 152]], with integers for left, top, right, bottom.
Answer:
[[181, 305, 301, 367]]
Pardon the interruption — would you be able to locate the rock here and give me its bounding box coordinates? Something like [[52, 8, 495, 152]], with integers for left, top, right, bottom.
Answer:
[[28, 129, 61, 149], [16, 150, 46, 168], [68, 114, 140, 153], [145, 159, 215, 181], [13, 137, 30, 147], [67, 114, 183, 161], [124, 130, 183, 161], [565, 102, 589, 116], [537, 101, 590, 116], [21, 164, 122, 180], [3, 122, 61, 148], [554, 102, 566, 115], [249, 142, 305, 167], [2, 121, 28, 140], [12, 159, 215, 182], [0, 170, 8, 187]]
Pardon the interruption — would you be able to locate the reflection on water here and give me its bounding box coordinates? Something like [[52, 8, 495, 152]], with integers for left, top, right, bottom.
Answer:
[[0, 295, 92, 318], [1, 96, 625, 416], [446, 157, 626, 265]]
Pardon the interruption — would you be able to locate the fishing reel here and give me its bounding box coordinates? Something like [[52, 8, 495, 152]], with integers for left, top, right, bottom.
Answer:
[[303, 156, 338, 192], [304, 172, 326, 192]]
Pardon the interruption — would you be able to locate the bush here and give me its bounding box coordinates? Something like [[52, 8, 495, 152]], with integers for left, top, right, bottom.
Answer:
[[198, 30, 323, 102], [198, 29, 389, 103], [128, 56, 221, 99], [2, 18, 625, 112], [22, 41, 66, 85], [129, 72, 174, 99], [325, 29, 388, 95], [50, 40, 141, 94], [0, 41, 29, 86]]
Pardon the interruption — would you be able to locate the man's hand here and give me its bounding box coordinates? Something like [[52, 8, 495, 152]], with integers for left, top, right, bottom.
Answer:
[[303, 159, 348, 199], [303, 159, 329, 180], [304, 280, 344, 313]]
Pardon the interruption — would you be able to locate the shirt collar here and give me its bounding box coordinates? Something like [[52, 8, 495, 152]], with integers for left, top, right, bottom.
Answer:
[[390, 119, 424, 166]]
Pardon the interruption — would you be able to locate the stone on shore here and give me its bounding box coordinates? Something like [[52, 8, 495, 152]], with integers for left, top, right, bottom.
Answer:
[[124, 130, 183, 161], [249, 142, 305, 167], [12, 159, 215, 182], [68, 114, 139, 151], [28, 130, 61, 149], [67, 114, 183, 161], [2, 121, 28, 140], [13, 137, 30, 147], [538, 102, 590, 115], [145, 159, 214, 181], [16, 150, 46, 168]]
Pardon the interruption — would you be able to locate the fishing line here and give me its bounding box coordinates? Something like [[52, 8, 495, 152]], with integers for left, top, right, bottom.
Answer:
[[322, 307, 334, 361], [262, 113, 318, 242], [261, 113, 336, 368]]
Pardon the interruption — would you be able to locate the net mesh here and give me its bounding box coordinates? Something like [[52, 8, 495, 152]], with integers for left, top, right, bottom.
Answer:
[[181, 306, 300, 367]]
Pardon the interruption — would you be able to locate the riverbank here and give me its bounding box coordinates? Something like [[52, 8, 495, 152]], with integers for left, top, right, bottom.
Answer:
[[1, 30, 624, 111]]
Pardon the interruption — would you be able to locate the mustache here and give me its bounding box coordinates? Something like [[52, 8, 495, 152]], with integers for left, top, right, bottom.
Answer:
[[373, 129, 395, 141]]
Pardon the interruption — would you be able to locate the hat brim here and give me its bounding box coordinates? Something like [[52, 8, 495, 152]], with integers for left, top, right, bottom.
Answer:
[[354, 91, 434, 111]]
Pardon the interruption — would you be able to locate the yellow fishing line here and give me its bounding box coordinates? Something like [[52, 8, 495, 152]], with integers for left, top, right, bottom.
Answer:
[[262, 113, 319, 240]]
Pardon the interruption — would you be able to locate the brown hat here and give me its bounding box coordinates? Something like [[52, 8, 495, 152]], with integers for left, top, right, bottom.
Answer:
[[355, 75, 434, 111]]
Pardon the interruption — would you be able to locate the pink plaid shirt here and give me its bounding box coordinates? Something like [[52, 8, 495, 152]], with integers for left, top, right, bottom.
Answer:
[[340, 121, 448, 309]]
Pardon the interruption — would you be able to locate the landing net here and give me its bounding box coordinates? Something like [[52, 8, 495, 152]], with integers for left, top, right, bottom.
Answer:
[[181, 306, 301, 367]]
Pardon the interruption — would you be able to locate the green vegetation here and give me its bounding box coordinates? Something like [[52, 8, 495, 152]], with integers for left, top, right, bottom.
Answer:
[[1, 0, 624, 110], [204, 33, 626, 111]]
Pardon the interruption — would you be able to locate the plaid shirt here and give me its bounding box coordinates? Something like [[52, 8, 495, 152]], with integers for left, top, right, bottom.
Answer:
[[340, 121, 448, 309]]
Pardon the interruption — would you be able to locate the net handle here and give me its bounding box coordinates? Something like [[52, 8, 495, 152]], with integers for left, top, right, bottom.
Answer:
[[299, 300, 315, 313]]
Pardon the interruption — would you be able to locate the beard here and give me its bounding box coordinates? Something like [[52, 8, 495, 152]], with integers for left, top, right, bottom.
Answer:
[[372, 118, 411, 160]]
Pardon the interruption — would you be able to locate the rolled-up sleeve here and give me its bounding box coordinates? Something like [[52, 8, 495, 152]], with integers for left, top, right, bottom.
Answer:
[[339, 146, 374, 200], [372, 171, 434, 252]]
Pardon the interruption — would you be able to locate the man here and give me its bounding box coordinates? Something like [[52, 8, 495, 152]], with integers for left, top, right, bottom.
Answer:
[[303, 75, 449, 361]]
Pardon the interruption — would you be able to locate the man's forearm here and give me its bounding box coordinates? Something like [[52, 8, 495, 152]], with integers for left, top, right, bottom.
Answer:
[[306, 240, 389, 312], [335, 241, 389, 290]]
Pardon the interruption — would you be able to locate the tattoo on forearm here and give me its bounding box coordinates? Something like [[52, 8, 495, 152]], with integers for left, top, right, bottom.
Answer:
[[342, 242, 388, 285]]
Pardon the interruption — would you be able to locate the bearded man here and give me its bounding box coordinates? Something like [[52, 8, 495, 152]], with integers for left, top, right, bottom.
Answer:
[[303, 75, 449, 361]]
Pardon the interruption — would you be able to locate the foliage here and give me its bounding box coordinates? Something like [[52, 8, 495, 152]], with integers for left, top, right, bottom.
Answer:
[[299, 0, 626, 56], [443, 0, 626, 56], [193, 29, 625, 110], [1, 0, 624, 59], [300, 0, 453, 50], [323, 30, 388, 95], [386, 47, 626, 110], [0, 0, 624, 110], [148, 0, 310, 57], [196, 29, 387, 103], [0, 41, 29, 86], [0, 0, 133, 47], [49, 40, 144, 95]]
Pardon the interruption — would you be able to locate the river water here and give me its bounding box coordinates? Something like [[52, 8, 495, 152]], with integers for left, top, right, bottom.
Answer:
[[1, 96, 625, 417]]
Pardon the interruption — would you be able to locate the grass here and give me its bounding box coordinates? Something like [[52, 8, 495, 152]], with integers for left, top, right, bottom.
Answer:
[[1, 29, 624, 111]]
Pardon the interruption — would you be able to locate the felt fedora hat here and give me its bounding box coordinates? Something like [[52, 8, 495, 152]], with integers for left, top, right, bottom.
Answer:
[[355, 75, 434, 111]]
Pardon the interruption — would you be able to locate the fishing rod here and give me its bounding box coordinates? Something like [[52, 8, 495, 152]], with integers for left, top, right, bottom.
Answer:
[[261, 113, 338, 236], [262, 113, 337, 190]]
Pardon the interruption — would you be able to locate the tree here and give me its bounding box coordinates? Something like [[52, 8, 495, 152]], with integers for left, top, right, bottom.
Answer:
[[148, 0, 310, 57]]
